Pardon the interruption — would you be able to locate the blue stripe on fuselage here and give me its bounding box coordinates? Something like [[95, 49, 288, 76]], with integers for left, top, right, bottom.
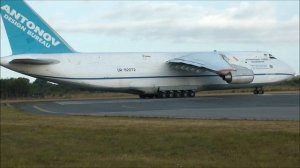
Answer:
[[29, 73, 294, 80]]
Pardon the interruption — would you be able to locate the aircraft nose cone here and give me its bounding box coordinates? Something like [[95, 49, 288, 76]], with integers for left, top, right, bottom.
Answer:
[[287, 65, 295, 75], [285, 65, 296, 81]]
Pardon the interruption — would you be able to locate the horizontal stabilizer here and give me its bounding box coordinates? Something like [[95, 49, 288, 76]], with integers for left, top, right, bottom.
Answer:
[[9, 58, 59, 65]]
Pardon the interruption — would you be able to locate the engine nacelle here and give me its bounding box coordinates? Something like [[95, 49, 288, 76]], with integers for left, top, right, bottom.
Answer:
[[223, 67, 254, 84]]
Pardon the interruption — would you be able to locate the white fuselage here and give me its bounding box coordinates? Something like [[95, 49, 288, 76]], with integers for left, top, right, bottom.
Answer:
[[0, 51, 295, 94]]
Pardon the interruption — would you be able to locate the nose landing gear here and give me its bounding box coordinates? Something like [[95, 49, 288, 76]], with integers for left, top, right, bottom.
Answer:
[[253, 87, 264, 95]]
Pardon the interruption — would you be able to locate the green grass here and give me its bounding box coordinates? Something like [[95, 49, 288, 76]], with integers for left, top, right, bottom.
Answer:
[[1, 105, 299, 168]]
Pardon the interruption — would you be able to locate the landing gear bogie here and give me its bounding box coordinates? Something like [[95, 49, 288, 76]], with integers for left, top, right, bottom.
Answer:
[[140, 90, 196, 99], [253, 87, 264, 95]]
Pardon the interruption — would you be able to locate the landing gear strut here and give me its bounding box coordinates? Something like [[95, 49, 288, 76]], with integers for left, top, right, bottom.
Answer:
[[253, 87, 264, 95]]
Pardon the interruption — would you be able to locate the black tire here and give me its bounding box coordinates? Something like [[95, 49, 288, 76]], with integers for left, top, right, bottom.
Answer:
[[174, 91, 181, 98], [181, 91, 188, 97], [158, 92, 167, 98], [253, 90, 259, 94], [259, 90, 264, 94], [165, 91, 170, 98], [169, 91, 174, 98], [188, 91, 195, 97]]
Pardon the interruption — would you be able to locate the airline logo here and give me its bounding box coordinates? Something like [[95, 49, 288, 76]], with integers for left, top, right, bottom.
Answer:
[[1, 4, 61, 48]]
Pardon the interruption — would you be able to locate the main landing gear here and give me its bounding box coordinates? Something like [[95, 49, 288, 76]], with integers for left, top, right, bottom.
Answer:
[[139, 90, 196, 99], [253, 87, 264, 95]]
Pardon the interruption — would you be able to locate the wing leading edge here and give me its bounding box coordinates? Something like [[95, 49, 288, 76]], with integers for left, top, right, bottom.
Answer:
[[168, 52, 235, 75], [9, 58, 59, 65]]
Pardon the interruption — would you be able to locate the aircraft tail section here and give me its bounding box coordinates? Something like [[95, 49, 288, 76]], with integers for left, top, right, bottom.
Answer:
[[1, 0, 75, 55]]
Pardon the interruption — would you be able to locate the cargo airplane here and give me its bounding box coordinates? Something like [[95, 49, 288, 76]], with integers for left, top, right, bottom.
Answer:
[[0, 0, 295, 98]]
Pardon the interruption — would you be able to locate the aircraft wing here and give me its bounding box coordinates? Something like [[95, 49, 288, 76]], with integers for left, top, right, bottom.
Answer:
[[9, 58, 59, 65], [168, 52, 235, 75]]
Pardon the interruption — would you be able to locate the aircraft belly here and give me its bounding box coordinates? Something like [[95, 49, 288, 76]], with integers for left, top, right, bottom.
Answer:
[[66, 75, 225, 93]]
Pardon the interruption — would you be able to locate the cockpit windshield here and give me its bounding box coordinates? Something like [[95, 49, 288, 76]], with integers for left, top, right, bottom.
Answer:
[[269, 54, 276, 59]]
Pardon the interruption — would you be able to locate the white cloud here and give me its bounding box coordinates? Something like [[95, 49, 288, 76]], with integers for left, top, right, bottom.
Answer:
[[51, 2, 294, 43]]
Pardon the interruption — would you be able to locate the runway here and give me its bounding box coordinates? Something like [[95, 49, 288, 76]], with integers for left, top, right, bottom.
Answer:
[[16, 93, 299, 120]]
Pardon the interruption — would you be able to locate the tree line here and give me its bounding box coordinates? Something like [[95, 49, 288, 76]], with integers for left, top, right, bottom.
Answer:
[[0, 78, 93, 99]]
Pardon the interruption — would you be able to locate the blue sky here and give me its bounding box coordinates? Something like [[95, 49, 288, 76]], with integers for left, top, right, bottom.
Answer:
[[1, 1, 299, 81]]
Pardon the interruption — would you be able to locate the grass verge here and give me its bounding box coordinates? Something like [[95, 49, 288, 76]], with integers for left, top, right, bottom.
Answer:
[[1, 105, 299, 168]]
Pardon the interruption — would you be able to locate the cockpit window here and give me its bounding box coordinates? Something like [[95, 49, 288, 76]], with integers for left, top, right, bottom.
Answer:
[[269, 54, 276, 59]]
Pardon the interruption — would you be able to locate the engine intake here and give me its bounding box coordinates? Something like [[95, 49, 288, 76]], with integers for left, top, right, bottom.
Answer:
[[223, 66, 254, 84]]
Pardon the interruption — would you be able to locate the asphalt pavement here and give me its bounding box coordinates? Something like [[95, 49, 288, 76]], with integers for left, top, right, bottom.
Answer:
[[15, 93, 299, 120]]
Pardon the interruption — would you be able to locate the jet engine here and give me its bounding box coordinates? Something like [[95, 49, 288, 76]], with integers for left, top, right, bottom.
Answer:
[[223, 65, 254, 84]]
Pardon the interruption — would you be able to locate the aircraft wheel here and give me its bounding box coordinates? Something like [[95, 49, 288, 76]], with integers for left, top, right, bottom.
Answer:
[[166, 91, 174, 98], [253, 90, 259, 95], [174, 91, 181, 98], [165, 91, 170, 98], [158, 91, 167, 98], [168, 91, 174, 98], [188, 91, 196, 97], [181, 91, 188, 97], [259, 90, 264, 94]]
